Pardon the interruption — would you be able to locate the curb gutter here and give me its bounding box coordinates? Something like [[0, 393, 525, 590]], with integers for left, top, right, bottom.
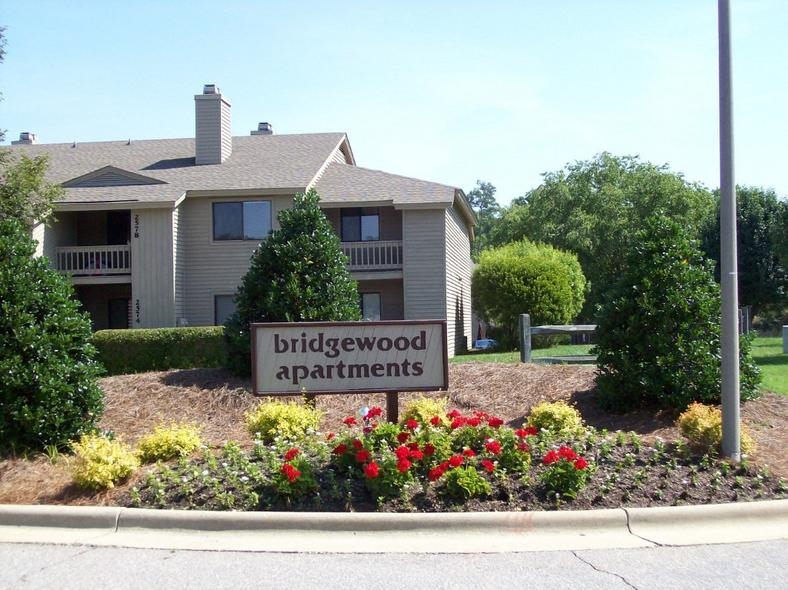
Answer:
[[0, 500, 786, 554]]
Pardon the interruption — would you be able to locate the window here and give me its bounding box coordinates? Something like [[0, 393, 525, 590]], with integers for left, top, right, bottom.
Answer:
[[214, 295, 236, 325], [213, 201, 272, 240], [361, 292, 381, 321], [341, 208, 379, 241]]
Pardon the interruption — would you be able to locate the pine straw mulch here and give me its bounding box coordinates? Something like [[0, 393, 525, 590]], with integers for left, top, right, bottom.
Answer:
[[0, 363, 786, 507]]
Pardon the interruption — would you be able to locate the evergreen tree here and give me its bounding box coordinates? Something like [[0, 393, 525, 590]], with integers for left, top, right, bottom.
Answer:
[[225, 189, 361, 375], [0, 217, 104, 452]]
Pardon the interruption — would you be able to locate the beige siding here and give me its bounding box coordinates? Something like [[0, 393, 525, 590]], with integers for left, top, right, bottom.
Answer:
[[402, 208, 446, 325], [130, 208, 175, 328], [40, 212, 78, 267], [357, 279, 404, 320], [445, 206, 473, 354], [181, 194, 294, 326], [32, 222, 45, 258]]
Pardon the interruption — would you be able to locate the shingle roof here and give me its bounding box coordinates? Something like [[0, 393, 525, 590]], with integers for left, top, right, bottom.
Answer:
[[314, 162, 457, 207], [8, 133, 348, 205]]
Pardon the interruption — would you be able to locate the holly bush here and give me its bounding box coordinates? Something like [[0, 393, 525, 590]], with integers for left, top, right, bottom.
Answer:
[[0, 218, 104, 452], [594, 215, 760, 411]]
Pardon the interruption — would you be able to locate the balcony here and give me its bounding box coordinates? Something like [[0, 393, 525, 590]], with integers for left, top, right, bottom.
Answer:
[[56, 245, 131, 277], [341, 240, 402, 271]]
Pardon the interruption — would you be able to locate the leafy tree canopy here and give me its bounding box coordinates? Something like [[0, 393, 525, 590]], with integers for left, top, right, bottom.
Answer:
[[465, 180, 500, 258], [0, 150, 63, 225], [491, 153, 714, 319], [701, 186, 787, 315], [225, 189, 361, 375]]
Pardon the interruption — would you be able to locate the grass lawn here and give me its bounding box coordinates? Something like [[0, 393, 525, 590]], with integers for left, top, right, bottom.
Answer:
[[453, 337, 787, 396], [751, 336, 788, 395], [451, 344, 593, 364]]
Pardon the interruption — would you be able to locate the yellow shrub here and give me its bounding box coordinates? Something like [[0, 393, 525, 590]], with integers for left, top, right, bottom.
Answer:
[[400, 396, 449, 427], [71, 434, 140, 490], [526, 400, 585, 438], [677, 403, 756, 454], [244, 399, 323, 443], [137, 422, 203, 463]]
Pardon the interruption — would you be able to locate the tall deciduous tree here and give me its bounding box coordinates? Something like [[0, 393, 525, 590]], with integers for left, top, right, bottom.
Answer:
[[491, 153, 714, 319], [465, 180, 500, 258], [701, 186, 787, 315], [224, 189, 361, 375], [0, 151, 63, 225]]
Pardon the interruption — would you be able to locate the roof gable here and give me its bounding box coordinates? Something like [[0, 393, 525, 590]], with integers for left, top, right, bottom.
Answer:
[[62, 165, 167, 188]]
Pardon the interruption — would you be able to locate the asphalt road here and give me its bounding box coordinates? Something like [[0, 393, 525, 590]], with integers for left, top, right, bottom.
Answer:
[[2, 540, 786, 590]]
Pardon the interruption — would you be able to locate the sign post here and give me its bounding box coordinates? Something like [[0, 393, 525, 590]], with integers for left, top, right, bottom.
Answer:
[[252, 320, 448, 422]]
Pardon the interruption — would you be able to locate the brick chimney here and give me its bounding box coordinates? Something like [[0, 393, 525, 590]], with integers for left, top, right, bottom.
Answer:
[[11, 131, 37, 145], [194, 84, 232, 165]]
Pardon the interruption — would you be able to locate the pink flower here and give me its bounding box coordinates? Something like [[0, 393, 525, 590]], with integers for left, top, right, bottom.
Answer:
[[283, 448, 299, 461]]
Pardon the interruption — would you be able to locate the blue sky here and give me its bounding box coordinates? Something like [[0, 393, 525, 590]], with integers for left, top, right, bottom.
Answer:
[[2, 1, 786, 205]]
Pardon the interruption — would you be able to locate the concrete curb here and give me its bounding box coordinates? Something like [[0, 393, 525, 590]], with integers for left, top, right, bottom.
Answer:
[[1, 500, 786, 553]]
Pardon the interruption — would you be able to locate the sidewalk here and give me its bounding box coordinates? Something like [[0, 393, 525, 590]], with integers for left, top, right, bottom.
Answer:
[[1, 499, 786, 553]]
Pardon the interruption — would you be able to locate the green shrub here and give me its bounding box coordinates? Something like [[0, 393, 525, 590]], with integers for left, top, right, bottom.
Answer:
[[0, 218, 104, 452], [594, 215, 761, 411], [244, 399, 324, 443], [526, 401, 585, 439], [539, 445, 592, 500], [92, 327, 225, 375], [224, 189, 360, 376], [137, 422, 203, 463], [443, 466, 492, 500], [71, 433, 139, 490], [472, 240, 585, 347], [400, 396, 449, 428], [677, 403, 756, 455]]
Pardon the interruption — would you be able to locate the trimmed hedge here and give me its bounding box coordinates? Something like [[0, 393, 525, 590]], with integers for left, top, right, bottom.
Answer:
[[92, 327, 225, 375]]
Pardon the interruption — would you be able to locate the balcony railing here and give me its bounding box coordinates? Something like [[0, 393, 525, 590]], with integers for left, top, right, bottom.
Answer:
[[341, 240, 402, 271], [56, 245, 131, 276]]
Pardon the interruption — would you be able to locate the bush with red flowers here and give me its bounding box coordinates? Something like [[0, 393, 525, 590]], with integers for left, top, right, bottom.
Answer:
[[539, 445, 593, 499]]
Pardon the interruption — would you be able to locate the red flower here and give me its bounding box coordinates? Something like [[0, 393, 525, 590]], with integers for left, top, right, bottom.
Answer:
[[429, 416, 442, 426], [423, 443, 436, 456], [395, 446, 411, 460], [366, 407, 383, 419], [351, 439, 364, 449], [343, 416, 357, 426], [514, 428, 528, 438], [364, 461, 380, 479], [428, 466, 445, 481], [449, 455, 464, 468], [485, 440, 502, 455], [543, 450, 559, 464], [517, 442, 530, 452], [284, 448, 300, 461], [450, 417, 466, 430], [480, 459, 495, 473], [396, 431, 410, 443], [355, 449, 371, 463], [396, 458, 412, 473], [409, 449, 424, 461], [524, 425, 538, 436], [326, 432, 335, 441], [488, 417, 504, 428], [332, 443, 348, 455], [407, 442, 420, 451], [558, 446, 577, 461], [467, 417, 481, 427], [405, 418, 419, 431], [574, 457, 589, 470], [447, 409, 461, 419], [463, 448, 476, 457], [281, 463, 301, 483]]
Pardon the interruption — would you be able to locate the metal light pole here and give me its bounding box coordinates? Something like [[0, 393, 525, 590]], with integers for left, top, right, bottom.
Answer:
[[718, 0, 740, 461]]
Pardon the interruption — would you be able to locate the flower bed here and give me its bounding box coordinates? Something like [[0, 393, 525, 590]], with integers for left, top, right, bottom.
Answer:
[[125, 402, 787, 512]]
